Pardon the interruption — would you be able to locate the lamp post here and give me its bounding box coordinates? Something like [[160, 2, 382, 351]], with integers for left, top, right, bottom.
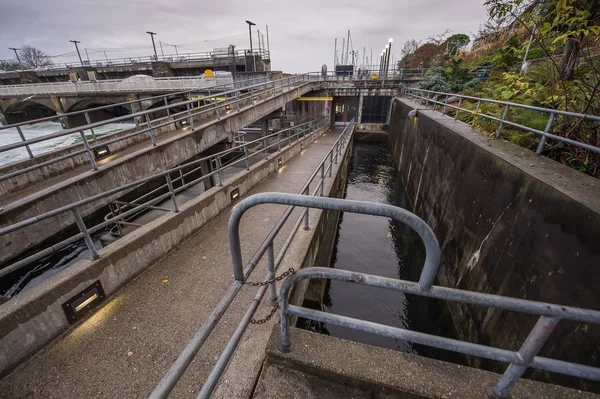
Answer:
[[245, 20, 256, 72], [146, 31, 158, 61], [379, 52, 384, 77], [386, 38, 393, 76], [8, 47, 23, 69], [384, 44, 389, 78], [69, 40, 84, 67]]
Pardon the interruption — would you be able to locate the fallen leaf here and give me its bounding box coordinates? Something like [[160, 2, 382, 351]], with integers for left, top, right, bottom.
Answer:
[[162, 279, 169, 283], [127, 351, 134, 357]]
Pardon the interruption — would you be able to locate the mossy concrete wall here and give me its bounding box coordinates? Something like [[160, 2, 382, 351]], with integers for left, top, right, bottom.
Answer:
[[388, 98, 600, 391]]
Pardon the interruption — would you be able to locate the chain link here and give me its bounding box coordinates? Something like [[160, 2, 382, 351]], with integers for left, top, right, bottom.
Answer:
[[246, 268, 296, 324], [243, 268, 295, 287]]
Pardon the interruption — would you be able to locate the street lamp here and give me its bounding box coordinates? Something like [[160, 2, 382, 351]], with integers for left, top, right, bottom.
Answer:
[[386, 38, 393, 76], [8, 47, 23, 69], [69, 40, 84, 67], [245, 20, 256, 72], [146, 31, 158, 61]]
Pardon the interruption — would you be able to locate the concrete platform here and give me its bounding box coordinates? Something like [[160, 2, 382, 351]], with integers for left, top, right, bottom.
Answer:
[[0, 126, 348, 398], [262, 326, 599, 399]]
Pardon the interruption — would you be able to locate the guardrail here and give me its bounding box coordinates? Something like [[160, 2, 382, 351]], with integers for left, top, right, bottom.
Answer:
[[401, 87, 600, 155], [150, 120, 356, 399], [0, 116, 330, 281], [0, 76, 236, 96], [0, 48, 270, 73], [0, 74, 309, 181]]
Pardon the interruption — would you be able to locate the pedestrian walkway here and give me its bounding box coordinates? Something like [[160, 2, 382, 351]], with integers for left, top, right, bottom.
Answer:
[[0, 126, 345, 399]]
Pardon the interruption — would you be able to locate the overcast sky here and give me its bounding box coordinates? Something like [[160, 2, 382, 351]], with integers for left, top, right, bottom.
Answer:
[[0, 0, 490, 72]]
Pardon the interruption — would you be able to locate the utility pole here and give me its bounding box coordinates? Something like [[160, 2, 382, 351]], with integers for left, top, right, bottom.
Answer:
[[341, 38, 345, 65], [8, 47, 23, 69], [386, 38, 393, 75], [146, 31, 158, 61], [258, 30, 263, 58], [245, 20, 256, 72], [159, 41, 165, 59], [69, 40, 84, 67], [346, 30, 350, 65], [334, 38, 337, 69], [266, 25, 270, 59]]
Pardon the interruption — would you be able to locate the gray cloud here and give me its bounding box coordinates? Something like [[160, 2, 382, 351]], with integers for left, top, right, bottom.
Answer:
[[0, 0, 490, 72]]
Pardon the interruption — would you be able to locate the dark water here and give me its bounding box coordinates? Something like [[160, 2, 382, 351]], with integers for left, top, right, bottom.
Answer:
[[301, 139, 465, 364]]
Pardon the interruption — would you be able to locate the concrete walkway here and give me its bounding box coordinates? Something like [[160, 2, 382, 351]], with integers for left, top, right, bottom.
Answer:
[[0, 126, 345, 399]]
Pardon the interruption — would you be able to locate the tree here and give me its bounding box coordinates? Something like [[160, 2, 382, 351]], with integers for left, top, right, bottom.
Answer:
[[427, 29, 451, 45], [399, 39, 421, 67], [0, 59, 20, 71], [18, 45, 53, 69], [445, 34, 471, 55]]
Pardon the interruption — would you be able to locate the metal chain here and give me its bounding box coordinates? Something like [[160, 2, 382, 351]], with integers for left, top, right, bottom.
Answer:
[[246, 268, 296, 324], [243, 268, 295, 287]]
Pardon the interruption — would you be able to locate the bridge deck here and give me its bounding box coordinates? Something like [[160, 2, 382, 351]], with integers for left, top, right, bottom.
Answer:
[[0, 126, 344, 399]]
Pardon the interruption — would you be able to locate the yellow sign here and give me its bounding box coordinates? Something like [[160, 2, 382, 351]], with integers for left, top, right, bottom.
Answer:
[[203, 69, 215, 79]]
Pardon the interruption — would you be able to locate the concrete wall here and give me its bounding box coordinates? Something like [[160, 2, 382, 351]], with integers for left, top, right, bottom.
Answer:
[[0, 124, 329, 378], [0, 82, 321, 265], [388, 98, 600, 391]]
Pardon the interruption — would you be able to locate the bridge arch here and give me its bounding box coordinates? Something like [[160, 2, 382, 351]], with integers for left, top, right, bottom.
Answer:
[[64, 99, 133, 128], [3, 100, 57, 125], [144, 95, 189, 120]]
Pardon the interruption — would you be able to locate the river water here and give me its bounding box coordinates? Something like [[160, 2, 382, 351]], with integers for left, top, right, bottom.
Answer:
[[301, 138, 464, 363], [0, 121, 135, 166]]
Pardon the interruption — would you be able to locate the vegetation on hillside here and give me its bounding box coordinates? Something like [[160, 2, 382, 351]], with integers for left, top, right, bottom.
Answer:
[[399, 0, 600, 177]]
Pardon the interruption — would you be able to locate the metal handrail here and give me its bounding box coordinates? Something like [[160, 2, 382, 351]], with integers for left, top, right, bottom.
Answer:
[[0, 117, 329, 280], [401, 87, 600, 155], [0, 74, 312, 181], [150, 120, 356, 399], [0, 48, 270, 74]]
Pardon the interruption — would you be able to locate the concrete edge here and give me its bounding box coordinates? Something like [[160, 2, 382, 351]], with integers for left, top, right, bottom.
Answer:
[[396, 98, 600, 215], [265, 326, 598, 399], [0, 124, 329, 378]]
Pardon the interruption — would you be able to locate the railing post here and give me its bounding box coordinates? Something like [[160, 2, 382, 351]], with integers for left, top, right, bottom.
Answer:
[[165, 174, 179, 213], [267, 243, 277, 303], [334, 141, 339, 164], [186, 103, 195, 130], [71, 208, 100, 259], [488, 316, 559, 399], [80, 130, 98, 170], [251, 88, 255, 105], [475, 99, 481, 114], [213, 97, 220, 120], [216, 156, 223, 186], [263, 137, 268, 159], [16, 126, 34, 159], [302, 187, 310, 230], [145, 113, 157, 146], [243, 145, 250, 170], [179, 168, 186, 186], [277, 133, 281, 152], [443, 95, 449, 114], [455, 97, 462, 120], [164, 97, 171, 120], [320, 163, 325, 196], [328, 151, 333, 177], [496, 104, 510, 137], [84, 112, 97, 140], [235, 91, 240, 112], [536, 113, 555, 155]]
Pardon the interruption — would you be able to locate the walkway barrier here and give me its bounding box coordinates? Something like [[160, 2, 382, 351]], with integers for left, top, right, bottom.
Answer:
[[0, 117, 330, 281], [228, 193, 599, 399], [0, 74, 311, 181], [149, 120, 356, 399], [0, 48, 270, 73], [401, 87, 600, 155]]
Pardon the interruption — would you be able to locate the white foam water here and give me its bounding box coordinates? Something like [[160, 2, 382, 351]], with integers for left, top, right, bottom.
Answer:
[[0, 122, 136, 166]]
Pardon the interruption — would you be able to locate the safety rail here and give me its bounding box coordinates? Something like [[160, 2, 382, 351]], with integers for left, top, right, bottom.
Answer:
[[0, 74, 313, 181], [149, 119, 355, 399], [0, 117, 330, 280], [0, 48, 270, 73], [0, 76, 236, 96], [401, 87, 600, 155]]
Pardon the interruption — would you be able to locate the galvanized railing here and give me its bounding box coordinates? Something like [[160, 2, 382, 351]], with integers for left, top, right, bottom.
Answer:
[[221, 193, 600, 399], [0, 117, 330, 281], [0, 48, 270, 73], [0, 76, 236, 96], [401, 87, 600, 155], [0, 74, 311, 181], [149, 120, 356, 399]]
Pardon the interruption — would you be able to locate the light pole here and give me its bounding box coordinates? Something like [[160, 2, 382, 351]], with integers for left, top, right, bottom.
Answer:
[[146, 31, 158, 61], [386, 38, 393, 76], [384, 44, 389, 78], [246, 20, 256, 72], [8, 47, 23, 69], [69, 40, 84, 67]]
